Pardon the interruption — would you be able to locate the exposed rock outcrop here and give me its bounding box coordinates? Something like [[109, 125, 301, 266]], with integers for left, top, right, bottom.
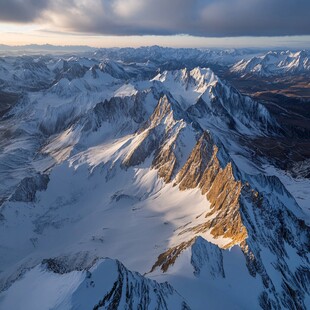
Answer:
[[123, 95, 193, 182], [175, 132, 247, 248], [9, 173, 49, 202]]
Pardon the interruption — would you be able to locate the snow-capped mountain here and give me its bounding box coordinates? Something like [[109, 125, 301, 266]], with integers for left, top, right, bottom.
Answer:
[[0, 255, 189, 310], [230, 50, 310, 77], [92, 46, 260, 66], [0, 50, 309, 309]]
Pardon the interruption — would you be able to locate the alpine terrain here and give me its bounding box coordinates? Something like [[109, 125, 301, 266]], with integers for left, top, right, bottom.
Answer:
[[0, 47, 309, 310]]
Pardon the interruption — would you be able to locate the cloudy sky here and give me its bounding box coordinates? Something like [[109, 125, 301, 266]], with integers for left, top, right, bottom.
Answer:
[[0, 0, 309, 48]]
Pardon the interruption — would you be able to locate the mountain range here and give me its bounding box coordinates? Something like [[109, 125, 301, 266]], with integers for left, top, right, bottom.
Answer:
[[0, 47, 309, 309]]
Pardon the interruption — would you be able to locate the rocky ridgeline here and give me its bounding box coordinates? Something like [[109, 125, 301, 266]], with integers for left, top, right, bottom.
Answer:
[[120, 90, 309, 309]]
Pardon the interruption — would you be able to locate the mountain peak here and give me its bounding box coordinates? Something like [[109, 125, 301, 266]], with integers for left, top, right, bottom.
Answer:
[[231, 50, 310, 76], [152, 67, 219, 88]]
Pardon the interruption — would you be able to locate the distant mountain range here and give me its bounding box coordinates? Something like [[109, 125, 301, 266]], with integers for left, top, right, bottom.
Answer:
[[0, 44, 95, 54], [231, 50, 310, 77]]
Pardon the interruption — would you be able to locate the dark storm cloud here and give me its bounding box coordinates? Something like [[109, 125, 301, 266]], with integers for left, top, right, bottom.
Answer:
[[195, 0, 310, 37], [0, 0, 309, 37], [0, 0, 49, 22]]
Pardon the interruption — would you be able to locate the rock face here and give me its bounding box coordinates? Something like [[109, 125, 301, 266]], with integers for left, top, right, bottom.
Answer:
[[175, 133, 247, 248], [176, 132, 214, 190], [123, 95, 194, 183], [150, 131, 248, 274], [150, 97, 189, 183], [190, 237, 225, 277], [10, 173, 50, 202], [85, 91, 151, 134], [151, 238, 197, 273]]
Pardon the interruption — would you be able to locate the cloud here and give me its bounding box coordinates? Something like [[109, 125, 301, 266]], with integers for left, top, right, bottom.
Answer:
[[0, 0, 309, 37], [197, 0, 310, 36], [0, 0, 49, 23]]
